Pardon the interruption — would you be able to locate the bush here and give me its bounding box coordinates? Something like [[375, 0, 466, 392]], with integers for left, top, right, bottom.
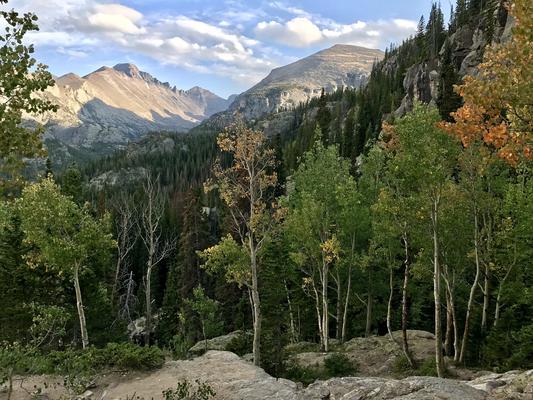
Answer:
[[226, 332, 252, 356], [282, 362, 326, 385], [101, 343, 165, 370], [162, 379, 216, 400], [392, 355, 441, 377], [415, 358, 438, 377], [483, 324, 533, 370], [12, 343, 164, 376], [324, 353, 357, 376], [392, 354, 413, 375]]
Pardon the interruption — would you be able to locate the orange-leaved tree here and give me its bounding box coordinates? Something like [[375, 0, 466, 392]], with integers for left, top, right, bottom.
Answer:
[[442, 0, 532, 165]]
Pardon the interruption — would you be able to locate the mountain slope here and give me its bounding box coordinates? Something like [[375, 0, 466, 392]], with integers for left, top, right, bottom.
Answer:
[[35, 63, 231, 162], [226, 44, 383, 121]]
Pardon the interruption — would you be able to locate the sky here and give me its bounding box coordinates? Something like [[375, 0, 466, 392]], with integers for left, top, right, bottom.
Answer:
[[7, 0, 451, 98]]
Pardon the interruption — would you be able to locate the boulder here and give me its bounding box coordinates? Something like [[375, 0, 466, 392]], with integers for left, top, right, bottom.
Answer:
[[188, 330, 250, 355], [106, 351, 299, 400], [299, 376, 487, 400], [288, 330, 435, 377], [468, 369, 533, 399]]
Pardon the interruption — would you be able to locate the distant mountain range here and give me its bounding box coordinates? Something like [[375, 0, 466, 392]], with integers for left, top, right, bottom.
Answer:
[[34, 63, 231, 162], [35, 44, 383, 164]]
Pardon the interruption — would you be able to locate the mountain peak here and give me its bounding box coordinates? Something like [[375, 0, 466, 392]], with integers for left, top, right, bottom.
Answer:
[[113, 63, 141, 78]]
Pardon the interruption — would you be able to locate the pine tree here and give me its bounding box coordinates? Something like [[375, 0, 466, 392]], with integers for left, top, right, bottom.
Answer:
[[437, 41, 463, 121]]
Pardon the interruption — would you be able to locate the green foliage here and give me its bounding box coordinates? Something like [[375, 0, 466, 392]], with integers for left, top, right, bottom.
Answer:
[[26, 302, 69, 347], [186, 286, 223, 349], [18, 343, 164, 375], [226, 332, 253, 356], [162, 380, 216, 400], [392, 355, 439, 377], [0, 0, 57, 194], [282, 362, 326, 386], [324, 353, 357, 376], [199, 235, 250, 287], [17, 178, 115, 277]]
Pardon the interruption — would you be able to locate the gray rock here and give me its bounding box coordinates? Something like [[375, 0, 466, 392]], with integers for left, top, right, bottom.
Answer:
[[188, 330, 250, 355], [289, 330, 436, 377]]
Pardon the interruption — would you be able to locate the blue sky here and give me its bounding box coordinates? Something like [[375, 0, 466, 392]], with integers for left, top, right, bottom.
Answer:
[[7, 0, 451, 97]]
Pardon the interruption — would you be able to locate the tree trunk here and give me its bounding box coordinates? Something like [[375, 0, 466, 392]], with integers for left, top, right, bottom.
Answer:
[[144, 263, 153, 346], [444, 269, 460, 363], [341, 263, 352, 344], [365, 267, 373, 338], [387, 267, 395, 341], [285, 280, 297, 343], [481, 266, 490, 334], [312, 281, 323, 350], [73, 263, 89, 349], [321, 258, 329, 352], [251, 247, 261, 366], [7, 368, 13, 400], [336, 270, 342, 340], [432, 198, 445, 378], [444, 269, 453, 356], [459, 212, 481, 364], [401, 234, 415, 367]]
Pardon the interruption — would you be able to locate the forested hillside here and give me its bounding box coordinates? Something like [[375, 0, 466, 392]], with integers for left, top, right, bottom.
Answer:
[[1, 0, 532, 397]]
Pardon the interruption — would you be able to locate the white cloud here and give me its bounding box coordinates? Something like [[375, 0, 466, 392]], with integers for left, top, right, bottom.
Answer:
[[255, 17, 322, 47], [87, 3, 145, 34], [255, 16, 417, 49], [8, 0, 417, 87]]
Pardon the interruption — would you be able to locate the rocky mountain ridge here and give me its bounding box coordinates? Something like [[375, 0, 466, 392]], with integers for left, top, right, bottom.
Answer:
[[34, 63, 232, 163], [213, 44, 383, 122]]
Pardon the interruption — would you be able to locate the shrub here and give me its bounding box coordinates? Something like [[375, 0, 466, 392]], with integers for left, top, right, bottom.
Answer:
[[415, 358, 438, 377], [392, 355, 439, 377], [282, 362, 326, 386], [226, 332, 252, 356], [324, 353, 357, 376], [162, 379, 216, 400], [15, 343, 164, 376]]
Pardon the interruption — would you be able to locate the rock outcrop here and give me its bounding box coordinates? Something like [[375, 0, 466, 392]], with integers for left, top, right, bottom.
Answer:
[[188, 330, 250, 355], [7, 351, 532, 400], [288, 330, 435, 377], [396, 0, 513, 116]]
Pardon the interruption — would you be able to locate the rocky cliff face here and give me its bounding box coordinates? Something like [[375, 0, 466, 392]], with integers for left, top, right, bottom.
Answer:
[[33, 64, 232, 162], [226, 44, 383, 121], [397, 1, 513, 114]]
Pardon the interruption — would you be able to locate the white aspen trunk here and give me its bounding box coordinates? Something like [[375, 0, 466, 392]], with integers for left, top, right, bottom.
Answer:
[[285, 280, 297, 343], [432, 198, 445, 377], [341, 263, 352, 344], [365, 268, 373, 338], [336, 270, 342, 340], [73, 263, 89, 349], [459, 211, 481, 364], [481, 266, 490, 334], [312, 281, 323, 350], [341, 235, 355, 344], [444, 265, 453, 356], [401, 233, 415, 367], [387, 267, 395, 342], [321, 258, 329, 352]]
